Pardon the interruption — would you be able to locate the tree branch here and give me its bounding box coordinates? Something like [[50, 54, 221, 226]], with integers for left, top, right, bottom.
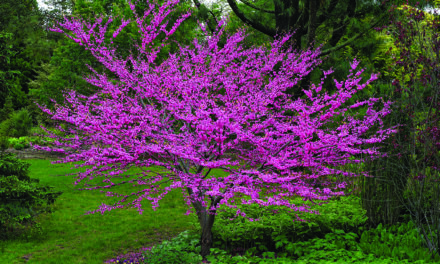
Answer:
[[226, 0, 276, 38], [317, 0, 340, 25], [191, 0, 220, 35], [319, 12, 387, 57], [238, 0, 275, 14]]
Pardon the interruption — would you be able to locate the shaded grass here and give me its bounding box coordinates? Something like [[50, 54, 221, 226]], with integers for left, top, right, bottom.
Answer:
[[1, 159, 231, 264]]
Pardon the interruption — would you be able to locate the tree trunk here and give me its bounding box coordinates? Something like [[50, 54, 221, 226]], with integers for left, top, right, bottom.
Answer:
[[306, 0, 317, 46], [189, 196, 219, 260], [274, 0, 299, 49], [199, 209, 216, 259]]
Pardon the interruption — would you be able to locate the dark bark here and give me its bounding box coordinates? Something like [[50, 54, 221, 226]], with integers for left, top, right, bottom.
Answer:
[[306, 0, 317, 46], [198, 207, 216, 259], [192, 0, 219, 35], [187, 186, 222, 260], [225, 0, 276, 37], [191, 0, 389, 57]]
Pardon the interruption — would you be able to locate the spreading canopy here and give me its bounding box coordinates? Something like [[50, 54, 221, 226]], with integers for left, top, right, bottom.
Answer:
[[34, 0, 399, 221]]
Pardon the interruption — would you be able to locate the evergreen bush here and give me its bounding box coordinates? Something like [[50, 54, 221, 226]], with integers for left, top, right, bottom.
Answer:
[[0, 108, 33, 138], [0, 118, 14, 138], [0, 151, 62, 240], [10, 108, 33, 137], [0, 95, 14, 123]]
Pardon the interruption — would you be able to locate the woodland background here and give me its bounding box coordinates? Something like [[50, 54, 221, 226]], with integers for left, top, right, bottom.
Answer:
[[1, 0, 440, 262]]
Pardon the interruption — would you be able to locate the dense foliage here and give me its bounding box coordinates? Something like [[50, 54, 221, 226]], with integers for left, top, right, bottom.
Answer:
[[1, 0, 440, 262], [0, 148, 62, 240], [33, 0, 403, 259]]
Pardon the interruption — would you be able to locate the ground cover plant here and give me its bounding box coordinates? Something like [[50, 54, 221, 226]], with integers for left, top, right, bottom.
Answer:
[[32, 0, 401, 260]]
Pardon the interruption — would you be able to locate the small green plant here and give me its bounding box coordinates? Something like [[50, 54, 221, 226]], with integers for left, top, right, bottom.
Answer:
[[286, 229, 366, 262], [140, 230, 203, 264], [8, 137, 18, 147], [8, 137, 30, 149]]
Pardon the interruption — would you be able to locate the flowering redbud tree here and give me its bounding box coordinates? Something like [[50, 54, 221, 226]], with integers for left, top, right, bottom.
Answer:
[[34, 0, 399, 258]]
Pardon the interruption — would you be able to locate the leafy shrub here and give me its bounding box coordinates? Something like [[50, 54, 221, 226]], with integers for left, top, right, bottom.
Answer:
[[13, 143, 24, 150], [188, 195, 437, 263], [8, 137, 18, 147], [141, 231, 203, 264], [359, 221, 439, 262], [105, 225, 437, 264], [192, 196, 367, 256], [205, 221, 437, 263], [0, 153, 62, 240], [8, 137, 30, 149]]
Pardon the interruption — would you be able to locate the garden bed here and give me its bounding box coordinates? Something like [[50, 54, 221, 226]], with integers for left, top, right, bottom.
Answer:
[[3, 145, 243, 161], [3, 147, 69, 160]]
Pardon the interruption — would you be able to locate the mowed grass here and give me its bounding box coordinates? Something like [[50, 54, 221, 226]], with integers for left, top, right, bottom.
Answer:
[[1, 159, 230, 264]]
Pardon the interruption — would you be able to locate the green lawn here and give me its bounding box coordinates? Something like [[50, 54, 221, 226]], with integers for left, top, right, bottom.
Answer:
[[1, 159, 212, 264], [1, 158, 438, 264]]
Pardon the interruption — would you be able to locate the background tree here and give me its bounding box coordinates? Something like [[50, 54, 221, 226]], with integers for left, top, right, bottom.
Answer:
[[321, 4, 440, 250], [31, 0, 225, 113], [362, 3, 440, 256], [188, 0, 439, 108], [0, 0, 55, 110]]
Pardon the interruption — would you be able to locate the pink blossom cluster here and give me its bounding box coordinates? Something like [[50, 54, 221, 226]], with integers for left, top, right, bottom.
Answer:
[[34, 0, 400, 221]]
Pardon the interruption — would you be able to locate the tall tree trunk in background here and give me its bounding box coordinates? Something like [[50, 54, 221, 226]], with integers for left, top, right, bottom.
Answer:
[[306, 0, 317, 46], [274, 0, 301, 48]]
